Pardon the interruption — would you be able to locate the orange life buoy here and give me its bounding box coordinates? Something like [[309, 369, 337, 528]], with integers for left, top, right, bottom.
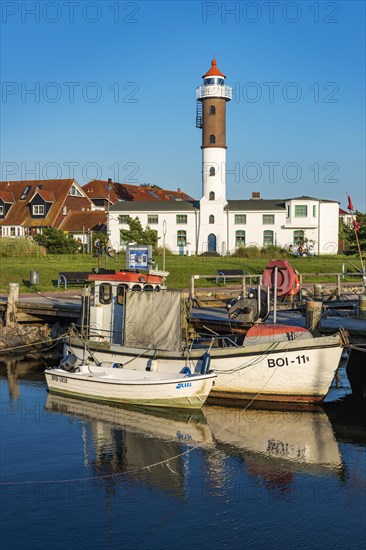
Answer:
[[262, 260, 296, 297]]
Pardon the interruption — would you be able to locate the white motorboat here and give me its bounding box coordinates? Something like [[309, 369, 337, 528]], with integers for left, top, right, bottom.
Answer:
[[45, 359, 216, 410]]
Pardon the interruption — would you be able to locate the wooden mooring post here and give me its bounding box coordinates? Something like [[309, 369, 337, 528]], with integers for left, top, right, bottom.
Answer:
[[313, 283, 323, 301], [305, 301, 323, 336], [5, 283, 19, 328], [357, 294, 366, 319]]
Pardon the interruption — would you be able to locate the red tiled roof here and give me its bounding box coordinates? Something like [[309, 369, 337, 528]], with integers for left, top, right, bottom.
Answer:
[[0, 191, 15, 203], [83, 180, 195, 203], [202, 59, 226, 79], [59, 210, 106, 232], [28, 189, 56, 203], [339, 208, 348, 215], [0, 179, 93, 228]]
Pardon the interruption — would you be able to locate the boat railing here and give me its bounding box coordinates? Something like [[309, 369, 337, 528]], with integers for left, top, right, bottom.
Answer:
[[190, 273, 263, 298], [192, 334, 243, 348], [71, 323, 118, 342]]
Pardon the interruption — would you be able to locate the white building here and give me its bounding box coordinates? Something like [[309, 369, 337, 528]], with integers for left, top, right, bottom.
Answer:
[[109, 60, 339, 255]]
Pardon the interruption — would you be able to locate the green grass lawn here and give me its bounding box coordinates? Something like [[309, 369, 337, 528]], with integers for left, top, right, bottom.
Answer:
[[0, 252, 364, 293]]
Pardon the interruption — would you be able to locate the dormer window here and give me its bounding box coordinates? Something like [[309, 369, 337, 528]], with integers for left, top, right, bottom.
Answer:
[[69, 185, 82, 197], [0, 205, 3, 216], [20, 186, 31, 200], [209, 134, 216, 144], [33, 205, 44, 215]]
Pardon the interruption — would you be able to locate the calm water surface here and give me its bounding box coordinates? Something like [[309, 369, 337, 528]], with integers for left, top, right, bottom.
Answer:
[[1, 358, 365, 550]]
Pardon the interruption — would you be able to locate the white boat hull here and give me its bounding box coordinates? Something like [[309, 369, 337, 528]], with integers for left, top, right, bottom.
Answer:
[[45, 366, 215, 410], [65, 333, 343, 404]]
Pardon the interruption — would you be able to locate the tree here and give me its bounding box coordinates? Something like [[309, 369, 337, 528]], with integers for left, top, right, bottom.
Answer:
[[347, 211, 366, 255], [339, 211, 366, 255], [33, 227, 79, 254], [119, 216, 159, 247]]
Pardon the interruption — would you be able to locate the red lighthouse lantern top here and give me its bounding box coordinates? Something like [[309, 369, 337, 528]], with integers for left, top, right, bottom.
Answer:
[[202, 59, 226, 79]]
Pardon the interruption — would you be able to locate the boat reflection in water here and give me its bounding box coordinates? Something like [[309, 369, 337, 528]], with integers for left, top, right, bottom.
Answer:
[[204, 406, 344, 484], [45, 395, 214, 496], [45, 394, 345, 497]]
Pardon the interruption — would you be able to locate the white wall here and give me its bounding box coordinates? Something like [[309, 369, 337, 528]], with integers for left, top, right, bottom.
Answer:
[[108, 199, 339, 256], [109, 210, 198, 255]]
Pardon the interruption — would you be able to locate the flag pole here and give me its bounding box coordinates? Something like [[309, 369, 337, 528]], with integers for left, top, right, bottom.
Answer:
[[354, 222, 365, 275], [346, 193, 365, 288]]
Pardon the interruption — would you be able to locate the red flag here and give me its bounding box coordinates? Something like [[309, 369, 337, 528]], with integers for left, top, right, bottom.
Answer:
[[347, 194, 354, 211], [353, 220, 360, 232]]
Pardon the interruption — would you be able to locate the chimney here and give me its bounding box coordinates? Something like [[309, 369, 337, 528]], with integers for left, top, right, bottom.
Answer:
[[251, 192, 261, 200]]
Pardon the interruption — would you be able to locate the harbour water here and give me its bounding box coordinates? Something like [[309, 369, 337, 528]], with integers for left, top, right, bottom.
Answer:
[[1, 358, 365, 549]]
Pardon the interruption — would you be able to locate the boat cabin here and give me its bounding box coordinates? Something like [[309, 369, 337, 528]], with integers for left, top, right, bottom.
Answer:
[[87, 270, 167, 344]]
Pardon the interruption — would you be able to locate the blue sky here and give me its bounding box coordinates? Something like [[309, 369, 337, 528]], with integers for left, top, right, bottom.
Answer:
[[1, 0, 365, 211]]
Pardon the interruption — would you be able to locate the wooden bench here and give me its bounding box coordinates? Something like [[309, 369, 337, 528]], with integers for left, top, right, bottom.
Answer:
[[216, 269, 245, 285], [58, 269, 115, 289]]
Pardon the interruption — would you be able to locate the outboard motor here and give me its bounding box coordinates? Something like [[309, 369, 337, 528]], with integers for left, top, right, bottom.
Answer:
[[59, 353, 78, 372]]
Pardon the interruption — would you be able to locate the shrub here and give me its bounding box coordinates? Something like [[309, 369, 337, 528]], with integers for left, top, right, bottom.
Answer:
[[33, 227, 79, 254], [153, 245, 173, 256], [0, 237, 47, 257], [260, 245, 288, 258], [233, 245, 261, 258]]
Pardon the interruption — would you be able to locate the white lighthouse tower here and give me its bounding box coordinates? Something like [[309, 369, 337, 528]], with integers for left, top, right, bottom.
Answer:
[[196, 59, 232, 254]]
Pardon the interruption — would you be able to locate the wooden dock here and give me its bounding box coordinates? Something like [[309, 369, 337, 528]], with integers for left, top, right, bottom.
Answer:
[[0, 294, 82, 322]]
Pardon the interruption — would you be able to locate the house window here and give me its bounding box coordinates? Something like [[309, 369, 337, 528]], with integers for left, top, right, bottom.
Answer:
[[287, 205, 290, 217], [294, 205, 307, 217], [148, 215, 158, 224], [177, 230, 187, 246], [17, 228, 21, 235], [0, 205, 3, 215], [263, 214, 274, 224], [209, 215, 215, 224], [176, 215, 187, 224], [10, 227, 15, 236], [209, 191, 215, 200], [20, 186, 31, 200], [209, 105, 216, 115], [293, 230, 304, 246], [69, 185, 82, 197], [118, 215, 129, 224], [209, 134, 216, 144], [235, 230, 246, 247], [313, 205, 317, 217], [263, 230, 274, 246], [32, 205, 45, 216], [99, 283, 112, 304], [209, 167, 215, 177], [235, 214, 246, 224]]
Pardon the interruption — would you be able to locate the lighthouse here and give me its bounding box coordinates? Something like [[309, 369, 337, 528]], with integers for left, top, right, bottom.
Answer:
[[196, 59, 232, 253]]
